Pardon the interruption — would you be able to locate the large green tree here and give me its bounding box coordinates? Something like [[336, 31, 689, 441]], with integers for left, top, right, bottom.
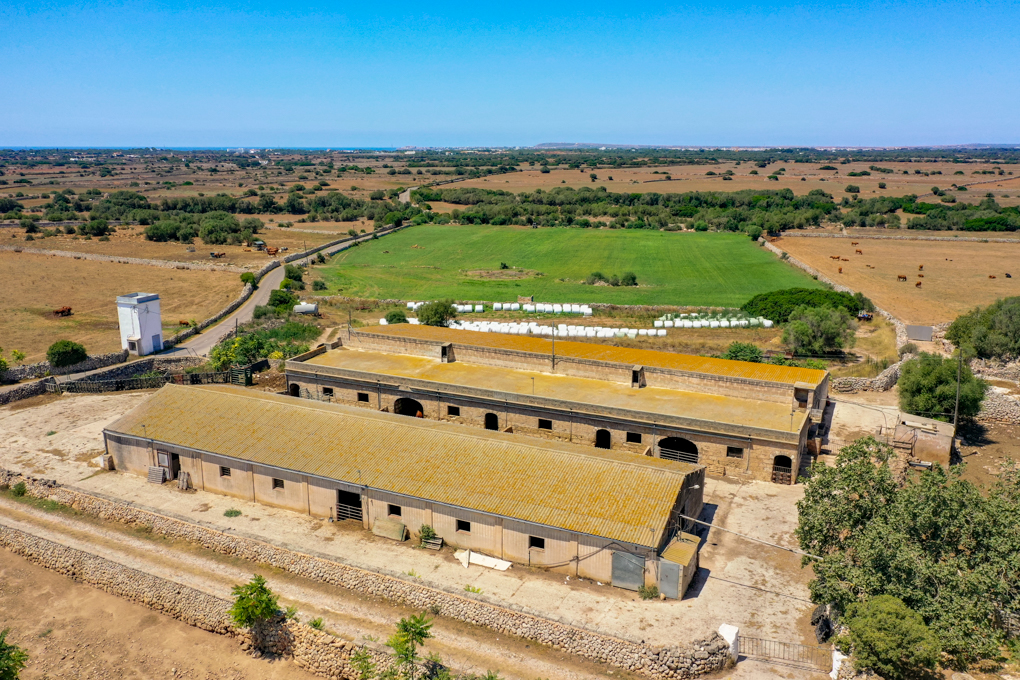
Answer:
[[0, 628, 28, 680], [782, 305, 857, 355], [416, 300, 457, 327], [798, 438, 1020, 668], [228, 574, 279, 628], [898, 352, 985, 422], [946, 296, 1020, 360], [842, 595, 941, 680]]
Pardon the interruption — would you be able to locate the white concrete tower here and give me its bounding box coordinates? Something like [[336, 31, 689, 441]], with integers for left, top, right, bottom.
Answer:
[[117, 293, 163, 355]]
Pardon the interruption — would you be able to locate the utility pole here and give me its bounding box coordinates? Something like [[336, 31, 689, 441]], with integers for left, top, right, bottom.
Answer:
[[953, 350, 962, 430]]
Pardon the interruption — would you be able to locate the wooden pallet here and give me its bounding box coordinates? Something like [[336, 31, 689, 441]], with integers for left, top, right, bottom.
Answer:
[[422, 537, 443, 551]]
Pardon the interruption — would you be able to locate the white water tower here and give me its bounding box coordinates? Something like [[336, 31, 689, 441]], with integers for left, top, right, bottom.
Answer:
[[117, 293, 163, 356]]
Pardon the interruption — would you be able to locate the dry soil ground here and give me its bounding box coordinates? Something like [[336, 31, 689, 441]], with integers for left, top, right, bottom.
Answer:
[[0, 391, 825, 677], [774, 235, 1020, 324], [0, 252, 242, 363]]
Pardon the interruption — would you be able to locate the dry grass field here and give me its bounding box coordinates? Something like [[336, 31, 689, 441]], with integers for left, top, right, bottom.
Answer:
[[775, 235, 1020, 324], [3, 224, 343, 267], [0, 252, 241, 362]]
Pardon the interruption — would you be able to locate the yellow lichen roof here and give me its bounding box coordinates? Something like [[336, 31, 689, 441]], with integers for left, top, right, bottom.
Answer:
[[363, 325, 827, 387], [660, 532, 700, 566], [108, 384, 697, 547]]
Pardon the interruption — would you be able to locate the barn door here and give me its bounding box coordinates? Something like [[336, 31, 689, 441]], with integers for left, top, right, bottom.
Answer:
[[611, 551, 645, 591], [659, 560, 681, 599]]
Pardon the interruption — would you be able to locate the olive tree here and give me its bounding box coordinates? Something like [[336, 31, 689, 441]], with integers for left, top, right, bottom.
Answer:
[[782, 305, 857, 355]]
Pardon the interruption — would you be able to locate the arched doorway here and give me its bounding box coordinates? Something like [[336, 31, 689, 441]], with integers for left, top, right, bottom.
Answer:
[[772, 455, 793, 484], [289, 383, 300, 397], [484, 413, 499, 431], [658, 437, 699, 464], [394, 397, 425, 418], [595, 429, 611, 450]]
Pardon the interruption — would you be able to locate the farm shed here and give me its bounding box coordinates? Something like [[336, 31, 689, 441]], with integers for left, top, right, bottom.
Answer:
[[116, 292, 163, 356], [103, 384, 704, 595], [286, 325, 827, 483]]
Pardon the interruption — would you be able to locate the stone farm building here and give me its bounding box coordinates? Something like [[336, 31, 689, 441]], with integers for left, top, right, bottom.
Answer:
[[104, 384, 705, 597], [285, 325, 830, 484]]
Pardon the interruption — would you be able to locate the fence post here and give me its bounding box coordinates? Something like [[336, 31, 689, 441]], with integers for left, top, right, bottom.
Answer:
[[718, 624, 739, 662]]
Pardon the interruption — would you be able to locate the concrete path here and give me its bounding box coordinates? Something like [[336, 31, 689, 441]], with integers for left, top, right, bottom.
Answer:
[[398, 185, 418, 203]]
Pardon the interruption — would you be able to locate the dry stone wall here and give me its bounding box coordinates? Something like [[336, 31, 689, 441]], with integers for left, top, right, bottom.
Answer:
[[0, 244, 253, 272], [777, 231, 1020, 244], [4, 350, 129, 381], [0, 469, 731, 680], [831, 354, 915, 394]]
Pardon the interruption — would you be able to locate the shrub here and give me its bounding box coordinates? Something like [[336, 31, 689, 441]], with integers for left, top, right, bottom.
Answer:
[[878, 182, 887, 189], [946, 296, 1020, 359], [693, 220, 709, 231], [20, 218, 39, 234], [11, 481, 27, 497], [844, 185, 860, 194], [284, 264, 303, 282], [638, 585, 659, 600], [620, 272, 638, 286], [316, 252, 326, 264], [312, 280, 327, 291], [898, 342, 918, 357], [385, 310, 408, 324], [722, 341, 764, 363], [240, 272, 256, 286], [746, 225, 763, 240], [417, 300, 456, 327], [268, 289, 298, 309], [842, 595, 941, 680], [0, 627, 30, 680], [228, 574, 279, 628], [783, 305, 857, 355], [224, 508, 241, 517], [77, 219, 112, 237], [419, 524, 437, 544], [46, 340, 87, 368], [898, 352, 985, 421], [308, 617, 325, 630], [742, 288, 872, 323]]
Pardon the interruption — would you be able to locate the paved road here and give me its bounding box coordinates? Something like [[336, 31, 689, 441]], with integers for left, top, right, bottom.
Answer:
[[398, 185, 418, 203]]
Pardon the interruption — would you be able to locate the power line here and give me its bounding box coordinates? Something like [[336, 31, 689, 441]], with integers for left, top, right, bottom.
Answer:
[[680, 514, 822, 561]]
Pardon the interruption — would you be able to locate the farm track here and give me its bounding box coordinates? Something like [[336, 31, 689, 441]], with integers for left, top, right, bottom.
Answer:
[[0, 496, 618, 680]]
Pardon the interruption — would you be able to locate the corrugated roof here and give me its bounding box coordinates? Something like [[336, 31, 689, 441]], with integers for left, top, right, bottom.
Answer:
[[362, 325, 827, 387], [107, 384, 698, 547], [660, 532, 700, 567]]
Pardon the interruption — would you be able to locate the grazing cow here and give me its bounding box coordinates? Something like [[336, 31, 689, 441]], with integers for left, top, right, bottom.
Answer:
[[851, 241, 859, 245], [919, 265, 924, 271], [990, 275, 997, 279], [838, 267, 843, 274], [898, 275, 908, 281], [841, 258, 850, 262], [916, 281, 922, 288], [830, 255, 840, 260], [855, 249, 863, 255], [918, 274, 924, 278], [1007, 273, 1013, 278]]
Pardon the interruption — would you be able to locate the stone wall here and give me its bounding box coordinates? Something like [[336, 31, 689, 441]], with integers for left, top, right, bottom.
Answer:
[[0, 244, 252, 272], [0, 378, 54, 407], [831, 354, 915, 394], [0, 468, 732, 679], [5, 350, 129, 381], [777, 231, 1020, 244], [977, 388, 1020, 424], [57, 355, 207, 384]]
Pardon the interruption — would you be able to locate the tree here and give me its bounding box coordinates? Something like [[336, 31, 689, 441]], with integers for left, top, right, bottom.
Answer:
[[416, 300, 456, 327], [385, 310, 408, 324], [240, 272, 256, 286], [350, 648, 376, 680], [898, 352, 985, 422], [77, 219, 112, 237], [945, 296, 1020, 359], [383, 212, 403, 227], [589, 173, 597, 182], [228, 574, 279, 628], [620, 272, 638, 286], [268, 289, 298, 309], [387, 613, 433, 680], [0, 628, 29, 680], [284, 264, 304, 282], [842, 596, 941, 680], [782, 305, 857, 355], [20, 218, 38, 234], [746, 225, 763, 240], [46, 339, 87, 367], [845, 185, 860, 194], [722, 341, 763, 363]]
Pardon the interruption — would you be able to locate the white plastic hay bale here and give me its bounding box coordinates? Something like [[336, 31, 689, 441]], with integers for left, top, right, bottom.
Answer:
[[627, 330, 638, 339], [665, 320, 674, 328], [409, 318, 420, 325], [585, 328, 595, 337], [406, 302, 415, 309], [710, 321, 720, 328], [570, 304, 581, 313], [475, 305, 483, 312], [552, 304, 562, 313], [692, 321, 702, 328], [720, 320, 730, 328], [494, 303, 503, 311], [523, 304, 534, 312], [511, 303, 520, 311], [763, 319, 774, 328], [657, 329, 667, 337], [740, 319, 749, 327], [379, 318, 388, 325], [613, 331, 624, 338], [638, 329, 648, 336], [654, 320, 664, 328]]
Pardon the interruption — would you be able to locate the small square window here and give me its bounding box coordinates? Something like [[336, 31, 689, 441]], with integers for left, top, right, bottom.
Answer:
[[626, 432, 642, 444], [220, 466, 231, 477], [388, 504, 402, 517], [357, 392, 370, 403], [537, 418, 552, 430], [456, 519, 471, 533], [322, 387, 334, 397], [726, 446, 744, 459], [272, 478, 285, 489], [447, 405, 461, 417], [528, 536, 545, 550]]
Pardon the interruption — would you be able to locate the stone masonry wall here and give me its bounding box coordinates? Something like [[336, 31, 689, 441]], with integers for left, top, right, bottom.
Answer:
[[830, 354, 915, 394], [0, 468, 732, 679], [0, 244, 253, 272], [5, 350, 129, 381]]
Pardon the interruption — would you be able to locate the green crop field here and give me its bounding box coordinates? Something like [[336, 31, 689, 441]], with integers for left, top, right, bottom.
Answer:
[[318, 225, 820, 307]]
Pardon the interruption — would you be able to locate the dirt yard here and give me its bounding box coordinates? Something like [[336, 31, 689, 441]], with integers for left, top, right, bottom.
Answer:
[[0, 252, 241, 362], [0, 549, 318, 680], [775, 235, 1020, 324]]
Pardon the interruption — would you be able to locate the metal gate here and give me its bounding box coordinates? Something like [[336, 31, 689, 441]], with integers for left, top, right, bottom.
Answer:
[[738, 636, 831, 669], [771, 464, 793, 484], [660, 446, 699, 464], [335, 502, 363, 522], [659, 560, 681, 599], [611, 551, 645, 591]]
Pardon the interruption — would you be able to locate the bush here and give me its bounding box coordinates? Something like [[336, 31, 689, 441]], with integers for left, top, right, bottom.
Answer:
[[742, 288, 872, 323], [842, 595, 941, 680], [638, 585, 659, 600], [898, 342, 918, 357], [20, 218, 39, 234], [693, 220, 709, 231], [46, 340, 87, 368], [0, 627, 30, 680], [844, 185, 860, 194], [11, 481, 27, 497], [284, 264, 303, 282], [308, 617, 325, 630], [240, 272, 256, 286], [878, 182, 887, 189], [898, 352, 985, 422], [312, 279, 327, 291], [946, 296, 1020, 359], [783, 305, 857, 355], [746, 225, 763, 240], [416, 300, 456, 327], [77, 219, 112, 237], [620, 272, 638, 286], [419, 524, 437, 544], [385, 310, 408, 324], [722, 341, 764, 363], [228, 574, 279, 628], [268, 289, 298, 309], [316, 252, 326, 264], [224, 508, 241, 517]]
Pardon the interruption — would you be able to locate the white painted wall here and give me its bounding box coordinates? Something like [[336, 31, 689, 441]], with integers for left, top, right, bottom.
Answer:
[[117, 293, 163, 355]]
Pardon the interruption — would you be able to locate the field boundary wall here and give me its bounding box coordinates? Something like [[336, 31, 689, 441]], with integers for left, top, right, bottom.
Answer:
[[777, 231, 1020, 244], [0, 244, 251, 272], [4, 350, 129, 382], [0, 468, 731, 679]]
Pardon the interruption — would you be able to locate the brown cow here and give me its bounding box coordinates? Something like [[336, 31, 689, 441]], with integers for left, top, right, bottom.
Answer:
[[841, 258, 850, 262], [830, 255, 840, 260], [898, 275, 908, 281], [855, 249, 863, 255], [851, 241, 859, 245], [839, 267, 843, 274], [179, 320, 190, 326], [990, 275, 997, 279], [919, 265, 924, 271], [916, 281, 922, 287]]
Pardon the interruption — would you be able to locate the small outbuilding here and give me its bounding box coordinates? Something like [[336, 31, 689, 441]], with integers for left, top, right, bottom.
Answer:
[[103, 384, 706, 596], [116, 292, 163, 356]]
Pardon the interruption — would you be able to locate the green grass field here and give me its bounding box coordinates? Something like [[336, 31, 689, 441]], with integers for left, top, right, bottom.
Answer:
[[319, 225, 820, 307]]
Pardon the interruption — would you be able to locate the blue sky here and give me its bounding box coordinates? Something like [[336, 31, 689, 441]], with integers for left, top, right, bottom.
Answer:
[[2, 0, 1018, 147]]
